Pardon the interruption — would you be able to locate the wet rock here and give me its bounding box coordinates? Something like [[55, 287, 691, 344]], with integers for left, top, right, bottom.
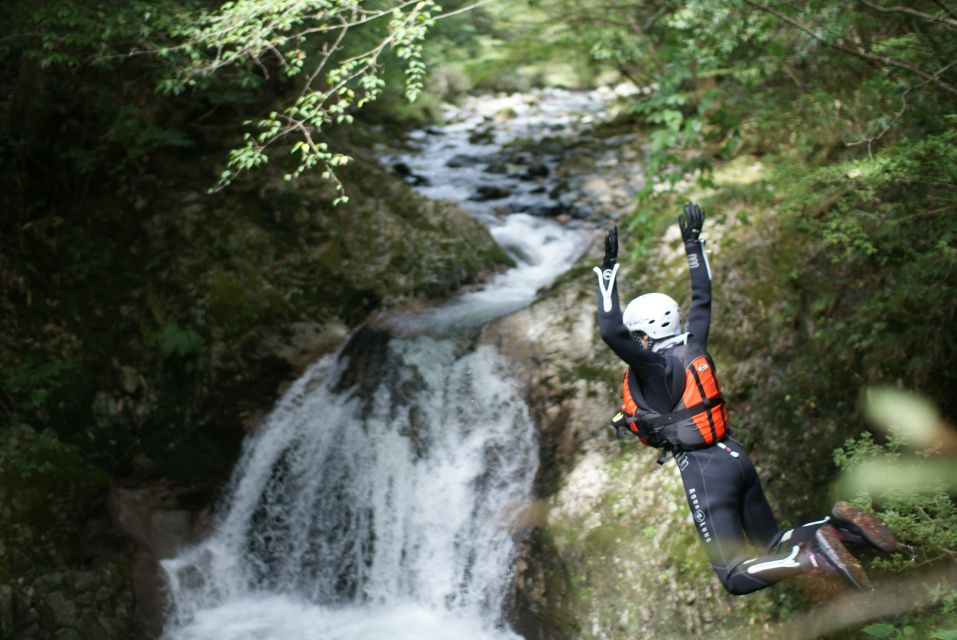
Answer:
[[528, 204, 566, 217], [508, 202, 567, 217], [537, 138, 566, 157], [108, 485, 212, 560], [505, 163, 527, 177], [130, 551, 167, 637], [391, 162, 429, 186], [507, 202, 527, 213], [582, 176, 611, 194], [261, 320, 349, 373], [334, 326, 393, 398], [391, 161, 413, 178], [548, 182, 569, 200], [92, 391, 124, 429], [470, 185, 512, 201], [21, 566, 134, 640], [446, 154, 484, 168], [119, 366, 141, 395], [569, 204, 592, 220], [468, 128, 495, 145], [524, 162, 550, 179]]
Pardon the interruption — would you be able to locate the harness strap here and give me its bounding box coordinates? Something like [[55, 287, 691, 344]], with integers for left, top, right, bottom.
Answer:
[[638, 395, 725, 431]]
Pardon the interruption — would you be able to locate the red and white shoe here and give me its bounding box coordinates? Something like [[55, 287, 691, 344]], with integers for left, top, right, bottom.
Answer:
[[830, 501, 898, 554], [805, 524, 873, 590]]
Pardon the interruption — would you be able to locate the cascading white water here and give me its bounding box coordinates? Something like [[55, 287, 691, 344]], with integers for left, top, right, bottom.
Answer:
[[162, 337, 538, 640], [161, 87, 622, 639]]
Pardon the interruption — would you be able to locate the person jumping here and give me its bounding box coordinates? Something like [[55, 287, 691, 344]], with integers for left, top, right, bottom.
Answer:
[[593, 203, 897, 595]]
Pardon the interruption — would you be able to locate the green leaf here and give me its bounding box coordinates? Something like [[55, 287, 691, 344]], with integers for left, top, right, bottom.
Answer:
[[862, 624, 897, 638]]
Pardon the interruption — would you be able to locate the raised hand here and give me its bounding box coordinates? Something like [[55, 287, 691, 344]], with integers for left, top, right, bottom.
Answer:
[[602, 226, 618, 271], [679, 202, 704, 242]]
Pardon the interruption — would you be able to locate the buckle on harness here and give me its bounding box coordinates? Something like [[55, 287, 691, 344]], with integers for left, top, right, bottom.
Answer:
[[609, 411, 632, 439]]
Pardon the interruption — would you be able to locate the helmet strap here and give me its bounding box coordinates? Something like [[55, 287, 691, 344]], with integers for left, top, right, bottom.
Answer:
[[651, 332, 690, 353]]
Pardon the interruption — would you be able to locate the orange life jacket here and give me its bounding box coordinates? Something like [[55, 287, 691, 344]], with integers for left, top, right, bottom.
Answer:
[[621, 342, 728, 450]]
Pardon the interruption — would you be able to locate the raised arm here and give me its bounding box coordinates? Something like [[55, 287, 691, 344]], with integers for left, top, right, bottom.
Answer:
[[679, 203, 712, 347], [594, 227, 668, 375]]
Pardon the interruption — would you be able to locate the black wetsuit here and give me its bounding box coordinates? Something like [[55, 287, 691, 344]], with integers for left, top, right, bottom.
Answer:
[[598, 236, 825, 595]]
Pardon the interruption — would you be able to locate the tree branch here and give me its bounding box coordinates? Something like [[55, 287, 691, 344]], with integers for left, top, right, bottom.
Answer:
[[744, 0, 957, 98], [858, 0, 957, 29], [932, 0, 957, 22]]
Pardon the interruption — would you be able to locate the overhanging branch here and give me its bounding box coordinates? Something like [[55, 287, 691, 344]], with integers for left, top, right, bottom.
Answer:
[[744, 0, 957, 98], [858, 0, 957, 28]]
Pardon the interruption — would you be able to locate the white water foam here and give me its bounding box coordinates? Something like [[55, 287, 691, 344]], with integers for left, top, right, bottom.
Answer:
[[162, 340, 535, 639], [389, 213, 585, 334]]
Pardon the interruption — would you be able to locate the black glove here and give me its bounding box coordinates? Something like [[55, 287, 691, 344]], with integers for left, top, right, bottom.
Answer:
[[679, 202, 704, 242], [602, 226, 618, 271]]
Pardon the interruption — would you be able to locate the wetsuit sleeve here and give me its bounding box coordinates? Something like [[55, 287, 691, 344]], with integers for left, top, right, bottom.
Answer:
[[685, 237, 712, 347], [594, 267, 668, 378]]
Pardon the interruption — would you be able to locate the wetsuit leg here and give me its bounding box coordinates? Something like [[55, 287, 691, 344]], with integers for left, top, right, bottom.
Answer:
[[674, 441, 811, 595], [723, 437, 828, 552]]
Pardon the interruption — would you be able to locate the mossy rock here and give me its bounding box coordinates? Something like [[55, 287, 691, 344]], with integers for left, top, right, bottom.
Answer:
[[1, 563, 134, 640], [0, 426, 109, 577]]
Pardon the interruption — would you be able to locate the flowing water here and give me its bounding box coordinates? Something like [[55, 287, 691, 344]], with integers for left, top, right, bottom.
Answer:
[[160, 87, 621, 640]]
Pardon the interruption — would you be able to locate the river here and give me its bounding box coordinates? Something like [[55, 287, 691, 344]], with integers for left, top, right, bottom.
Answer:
[[159, 86, 623, 640]]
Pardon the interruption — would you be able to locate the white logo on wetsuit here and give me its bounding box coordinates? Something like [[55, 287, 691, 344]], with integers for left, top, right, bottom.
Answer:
[[674, 450, 689, 470], [687, 488, 712, 543], [697, 363, 708, 372], [602, 269, 614, 281]]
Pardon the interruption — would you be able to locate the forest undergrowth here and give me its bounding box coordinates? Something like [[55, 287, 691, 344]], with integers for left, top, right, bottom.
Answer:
[[2, 0, 956, 637]]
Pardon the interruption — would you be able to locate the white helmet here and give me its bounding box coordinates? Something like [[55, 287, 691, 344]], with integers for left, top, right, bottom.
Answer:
[[622, 293, 681, 340]]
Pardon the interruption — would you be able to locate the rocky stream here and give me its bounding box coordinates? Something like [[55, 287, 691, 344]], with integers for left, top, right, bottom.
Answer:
[[34, 85, 777, 640]]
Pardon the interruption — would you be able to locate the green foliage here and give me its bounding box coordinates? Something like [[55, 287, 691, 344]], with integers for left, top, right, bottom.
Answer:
[[2, 355, 81, 414], [2, 0, 468, 197], [0, 426, 110, 573], [154, 322, 204, 359], [833, 432, 957, 572], [524, 0, 957, 196], [1, 426, 67, 480], [778, 131, 957, 409], [862, 622, 921, 639], [618, 122, 957, 634], [156, 0, 444, 193], [5, 1, 191, 68]]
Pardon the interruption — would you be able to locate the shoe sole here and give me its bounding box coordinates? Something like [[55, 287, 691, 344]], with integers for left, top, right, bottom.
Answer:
[[816, 525, 873, 590], [831, 501, 898, 553]]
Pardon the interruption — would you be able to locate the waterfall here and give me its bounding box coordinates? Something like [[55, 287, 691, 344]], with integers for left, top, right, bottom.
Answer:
[[160, 87, 617, 639], [162, 335, 537, 639]]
